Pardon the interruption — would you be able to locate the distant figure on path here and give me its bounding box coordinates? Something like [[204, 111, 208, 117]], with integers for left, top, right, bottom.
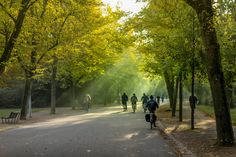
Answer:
[[141, 93, 149, 113], [121, 93, 128, 111], [161, 95, 164, 103], [83, 94, 92, 112], [189, 95, 198, 109], [131, 93, 138, 113], [156, 95, 160, 104]]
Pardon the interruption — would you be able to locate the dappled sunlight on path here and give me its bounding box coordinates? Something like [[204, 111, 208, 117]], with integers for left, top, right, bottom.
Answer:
[[18, 106, 126, 130], [0, 104, 177, 157]]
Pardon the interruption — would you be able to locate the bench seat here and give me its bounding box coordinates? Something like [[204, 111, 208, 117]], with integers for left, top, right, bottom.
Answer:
[[1, 112, 20, 124]]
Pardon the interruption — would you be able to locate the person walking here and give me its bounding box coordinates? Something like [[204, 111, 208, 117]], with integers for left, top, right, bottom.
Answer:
[[121, 93, 128, 111], [141, 93, 149, 113], [131, 93, 138, 113]]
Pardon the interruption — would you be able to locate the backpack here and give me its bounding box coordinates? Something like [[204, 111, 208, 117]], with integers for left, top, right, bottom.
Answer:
[[147, 100, 157, 111]]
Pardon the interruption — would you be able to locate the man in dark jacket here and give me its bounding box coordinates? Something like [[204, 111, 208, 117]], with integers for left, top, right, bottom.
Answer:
[[141, 93, 149, 113], [131, 93, 138, 112], [121, 93, 128, 111], [146, 95, 159, 127]]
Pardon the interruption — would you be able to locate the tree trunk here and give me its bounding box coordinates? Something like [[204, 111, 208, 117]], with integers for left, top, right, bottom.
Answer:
[[163, 71, 174, 109], [226, 88, 234, 108], [20, 75, 33, 120], [51, 56, 58, 114], [179, 71, 183, 122], [71, 85, 77, 110], [28, 89, 32, 118], [185, 0, 234, 145], [172, 75, 179, 117]]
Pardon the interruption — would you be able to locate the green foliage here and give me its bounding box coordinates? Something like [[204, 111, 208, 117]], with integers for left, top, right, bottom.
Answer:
[[128, 0, 204, 83], [0, 0, 130, 89], [215, 1, 236, 88]]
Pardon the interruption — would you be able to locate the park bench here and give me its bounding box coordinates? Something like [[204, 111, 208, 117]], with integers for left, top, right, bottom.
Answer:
[[1, 112, 20, 124]]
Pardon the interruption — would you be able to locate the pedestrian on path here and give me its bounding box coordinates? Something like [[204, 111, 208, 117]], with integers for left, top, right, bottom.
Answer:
[[121, 93, 128, 111], [131, 93, 138, 113]]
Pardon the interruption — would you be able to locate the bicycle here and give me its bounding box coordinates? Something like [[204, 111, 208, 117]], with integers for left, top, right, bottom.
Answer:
[[132, 102, 136, 113], [142, 102, 147, 113], [147, 112, 157, 129]]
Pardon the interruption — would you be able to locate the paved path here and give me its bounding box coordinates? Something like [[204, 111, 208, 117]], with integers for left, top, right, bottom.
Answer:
[[0, 105, 176, 157]]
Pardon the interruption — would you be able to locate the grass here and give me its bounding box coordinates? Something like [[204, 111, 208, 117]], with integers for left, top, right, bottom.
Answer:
[[0, 108, 48, 117], [197, 105, 236, 125], [0, 108, 20, 117]]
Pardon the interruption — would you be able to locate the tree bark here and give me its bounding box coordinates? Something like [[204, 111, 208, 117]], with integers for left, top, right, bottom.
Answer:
[[172, 75, 179, 117], [20, 74, 33, 120], [163, 71, 175, 109], [184, 0, 234, 145], [51, 56, 58, 114]]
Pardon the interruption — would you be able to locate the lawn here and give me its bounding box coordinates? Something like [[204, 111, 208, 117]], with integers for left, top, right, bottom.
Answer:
[[197, 105, 236, 125], [0, 108, 47, 117]]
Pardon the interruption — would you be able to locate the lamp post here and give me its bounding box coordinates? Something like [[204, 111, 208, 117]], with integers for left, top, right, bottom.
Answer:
[[190, 11, 196, 130]]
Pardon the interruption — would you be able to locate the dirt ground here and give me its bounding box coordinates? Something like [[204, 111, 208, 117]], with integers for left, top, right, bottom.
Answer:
[[157, 102, 236, 157]]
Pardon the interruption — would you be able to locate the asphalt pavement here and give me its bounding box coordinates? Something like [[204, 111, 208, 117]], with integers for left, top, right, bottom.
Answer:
[[0, 105, 177, 157]]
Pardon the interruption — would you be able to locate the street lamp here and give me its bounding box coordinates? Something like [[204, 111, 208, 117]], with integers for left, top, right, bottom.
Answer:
[[190, 11, 196, 130]]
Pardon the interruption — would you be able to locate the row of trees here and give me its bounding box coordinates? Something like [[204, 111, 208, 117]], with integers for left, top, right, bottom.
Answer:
[[1, 0, 235, 146], [133, 0, 236, 145], [0, 0, 130, 119]]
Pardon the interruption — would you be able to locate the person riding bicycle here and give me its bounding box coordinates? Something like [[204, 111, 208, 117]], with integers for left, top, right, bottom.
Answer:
[[146, 95, 159, 127], [131, 93, 138, 113], [141, 93, 149, 113], [121, 93, 128, 111]]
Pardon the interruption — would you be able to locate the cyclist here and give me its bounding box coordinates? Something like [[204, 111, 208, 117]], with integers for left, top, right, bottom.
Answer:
[[141, 93, 149, 113], [146, 95, 159, 127], [131, 93, 138, 113]]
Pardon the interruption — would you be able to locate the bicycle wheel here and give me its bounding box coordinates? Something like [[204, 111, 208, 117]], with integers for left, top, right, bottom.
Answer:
[[150, 113, 153, 129], [132, 104, 136, 113]]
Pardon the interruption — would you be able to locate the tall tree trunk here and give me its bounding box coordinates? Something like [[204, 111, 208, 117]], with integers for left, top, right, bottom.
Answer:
[[51, 56, 58, 114], [20, 75, 33, 120], [185, 0, 234, 145], [71, 85, 77, 110], [163, 71, 174, 109], [179, 71, 183, 122], [172, 75, 179, 117], [28, 89, 32, 118], [226, 88, 234, 108]]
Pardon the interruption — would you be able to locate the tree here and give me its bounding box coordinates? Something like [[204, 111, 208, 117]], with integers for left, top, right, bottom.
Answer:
[[0, 0, 38, 75], [130, 0, 201, 115], [215, 0, 236, 108], [51, 2, 129, 110], [184, 0, 234, 145]]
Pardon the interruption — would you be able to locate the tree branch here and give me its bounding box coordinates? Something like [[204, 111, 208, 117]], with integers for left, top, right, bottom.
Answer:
[[0, 2, 16, 23], [26, 0, 39, 10]]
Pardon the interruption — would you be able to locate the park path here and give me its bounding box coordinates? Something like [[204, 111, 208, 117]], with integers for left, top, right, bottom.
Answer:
[[0, 105, 176, 157]]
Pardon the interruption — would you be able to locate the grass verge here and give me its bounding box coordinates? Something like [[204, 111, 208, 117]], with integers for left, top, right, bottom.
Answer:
[[0, 108, 48, 117], [197, 105, 236, 125]]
